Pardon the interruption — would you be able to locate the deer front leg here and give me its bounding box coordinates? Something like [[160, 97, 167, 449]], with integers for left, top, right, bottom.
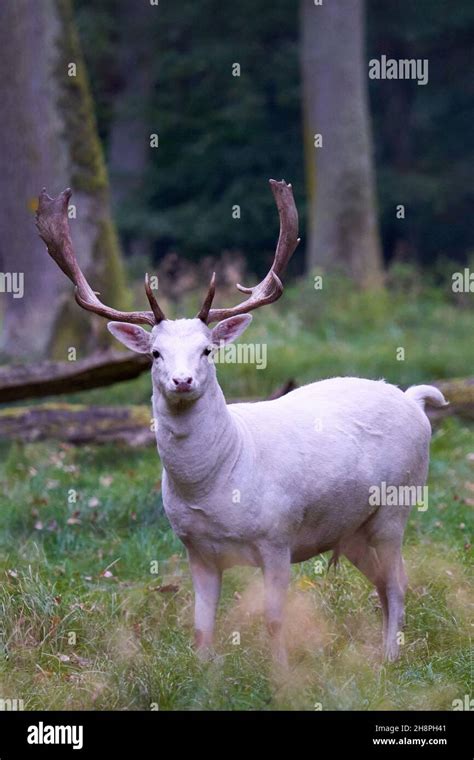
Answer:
[[261, 547, 291, 667], [187, 548, 222, 660]]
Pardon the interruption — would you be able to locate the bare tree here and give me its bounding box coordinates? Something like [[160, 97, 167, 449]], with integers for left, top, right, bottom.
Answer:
[[0, 0, 129, 359], [300, 0, 383, 286]]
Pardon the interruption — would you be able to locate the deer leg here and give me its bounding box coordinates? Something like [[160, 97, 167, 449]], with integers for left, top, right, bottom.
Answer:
[[261, 548, 291, 667], [343, 524, 408, 662], [343, 532, 389, 643], [187, 548, 222, 660], [376, 543, 407, 662]]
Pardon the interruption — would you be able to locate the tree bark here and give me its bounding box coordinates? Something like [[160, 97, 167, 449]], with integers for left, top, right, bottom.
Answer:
[[0, 0, 129, 359], [300, 0, 383, 286]]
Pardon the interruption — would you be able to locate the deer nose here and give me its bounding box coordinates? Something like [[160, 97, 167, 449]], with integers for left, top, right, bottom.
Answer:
[[172, 376, 193, 388]]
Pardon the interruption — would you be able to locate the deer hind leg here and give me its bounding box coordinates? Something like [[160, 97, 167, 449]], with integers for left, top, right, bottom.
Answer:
[[343, 499, 410, 663], [343, 530, 409, 662], [342, 531, 389, 646], [376, 541, 408, 662]]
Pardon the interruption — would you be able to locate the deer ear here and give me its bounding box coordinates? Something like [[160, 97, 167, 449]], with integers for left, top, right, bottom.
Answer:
[[211, 314, 252, 346], [107, 322, 151, 354]]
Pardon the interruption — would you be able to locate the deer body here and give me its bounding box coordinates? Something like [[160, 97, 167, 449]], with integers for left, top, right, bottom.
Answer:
[[36, 180, 447, 663], [157, 375, 430, 565]]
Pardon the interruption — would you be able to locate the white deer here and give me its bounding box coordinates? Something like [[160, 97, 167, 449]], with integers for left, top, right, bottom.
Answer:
[[36, 181, 447, 663]]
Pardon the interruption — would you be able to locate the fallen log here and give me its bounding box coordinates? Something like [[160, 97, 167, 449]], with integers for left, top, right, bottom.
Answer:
[[0, 403, 153, 446], [0, 351, 151, 403], [431, 377, 474, 421]]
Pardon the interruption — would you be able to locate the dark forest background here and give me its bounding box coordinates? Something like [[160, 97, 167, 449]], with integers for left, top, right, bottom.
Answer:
[[75, 0, 473, 270]]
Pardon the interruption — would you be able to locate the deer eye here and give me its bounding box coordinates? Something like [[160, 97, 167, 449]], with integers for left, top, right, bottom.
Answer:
[[202, 347, 212, 356], [152, 350, 161, 359]]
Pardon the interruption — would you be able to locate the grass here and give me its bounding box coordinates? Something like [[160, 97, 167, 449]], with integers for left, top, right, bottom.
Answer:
[[0, 273, 472, 710], [0, 419, 471, 710]]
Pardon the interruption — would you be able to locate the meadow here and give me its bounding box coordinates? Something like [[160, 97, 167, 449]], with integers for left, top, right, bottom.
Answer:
[[0, 271, 472, 710]]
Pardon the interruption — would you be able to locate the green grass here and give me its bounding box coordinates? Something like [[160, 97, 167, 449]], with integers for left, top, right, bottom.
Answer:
[[0, 418, 471, 710], [0, 275, 472, 710]]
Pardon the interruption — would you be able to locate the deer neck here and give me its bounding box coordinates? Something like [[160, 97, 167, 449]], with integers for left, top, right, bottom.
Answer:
[[152, 375, 242, 494]]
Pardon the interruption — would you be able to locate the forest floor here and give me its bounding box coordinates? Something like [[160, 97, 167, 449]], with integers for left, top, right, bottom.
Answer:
[[0, 274, 472, 710]]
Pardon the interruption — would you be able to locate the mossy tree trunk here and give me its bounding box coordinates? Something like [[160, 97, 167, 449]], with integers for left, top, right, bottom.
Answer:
[[0, 0, 129, 360], [300, 0, 383, 287]]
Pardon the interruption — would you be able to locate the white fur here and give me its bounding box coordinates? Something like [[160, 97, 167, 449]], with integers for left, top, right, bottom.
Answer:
[[108, 317, 447, 663]]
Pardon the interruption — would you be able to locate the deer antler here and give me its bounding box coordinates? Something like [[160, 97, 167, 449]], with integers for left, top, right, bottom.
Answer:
[[35, 188, 165, 326], [197, 179, 300, 324]]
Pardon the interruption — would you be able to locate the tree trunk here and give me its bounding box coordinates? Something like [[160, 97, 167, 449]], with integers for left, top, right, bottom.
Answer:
[[0, 0, 129, 360], [107, 0, 154, 260], [300, 0, 383, 287]]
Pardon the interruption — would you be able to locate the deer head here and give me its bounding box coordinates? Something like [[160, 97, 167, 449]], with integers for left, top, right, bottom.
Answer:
[[36, 180, 299, 405]]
